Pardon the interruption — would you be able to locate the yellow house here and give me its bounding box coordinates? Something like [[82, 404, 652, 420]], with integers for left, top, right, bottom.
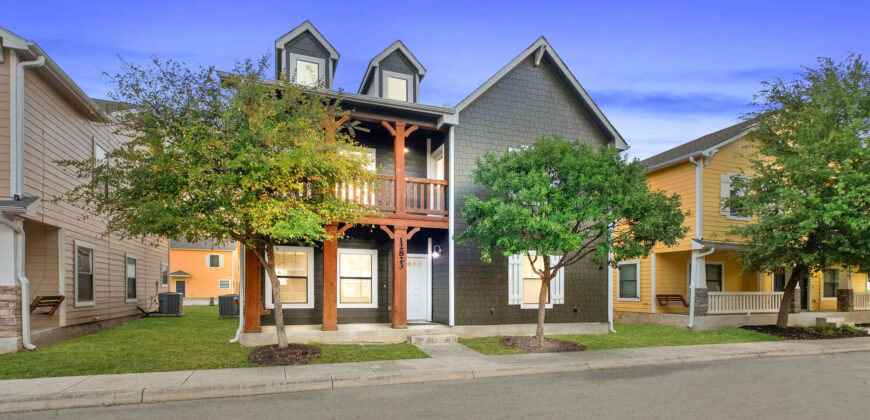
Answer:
[[614, 121, 869, 329], [169, 240, 240, 303]]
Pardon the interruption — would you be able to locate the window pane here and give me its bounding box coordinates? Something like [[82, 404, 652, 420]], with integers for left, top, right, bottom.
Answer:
[[340, 278, 372, 303], [278, 277, 307, 303], [523, 278, 550, 305], [77, 274, 94, 302], [387, 76, 408, 101], [127, 257, 136, 278], [77, 247, 92, 274], [824, 270, 838, 297], [522, 255, 544, 280], [706, 265, 722, 292], [295, 60, 319, 87], [209, 255, 220, 267], [127, 277, 136, 299], [340, 254, 372, 278], [275, 251, 307, 277], [619, 264, 638, 298]]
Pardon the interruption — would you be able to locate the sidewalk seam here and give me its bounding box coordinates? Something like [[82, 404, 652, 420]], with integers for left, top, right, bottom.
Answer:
[[57, 376, 92, 394], [179, 370, 196, 386]]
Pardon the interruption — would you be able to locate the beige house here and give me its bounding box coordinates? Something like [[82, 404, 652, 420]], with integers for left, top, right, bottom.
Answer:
[[0, 27, 169, 353]]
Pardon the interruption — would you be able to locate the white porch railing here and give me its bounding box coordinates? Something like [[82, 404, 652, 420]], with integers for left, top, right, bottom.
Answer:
[[707, 292, 784, 314], [855, 292, 870, 310]]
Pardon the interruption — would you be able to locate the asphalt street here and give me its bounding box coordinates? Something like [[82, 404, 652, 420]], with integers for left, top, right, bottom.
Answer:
[[6, 352, 870, 419]]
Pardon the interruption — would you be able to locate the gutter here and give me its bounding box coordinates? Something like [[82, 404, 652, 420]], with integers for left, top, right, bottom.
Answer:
[[10, 53, 45, 199], [230, 244, 245, 343], [0, 217, 35, 350], [688, 247, 715, 329]]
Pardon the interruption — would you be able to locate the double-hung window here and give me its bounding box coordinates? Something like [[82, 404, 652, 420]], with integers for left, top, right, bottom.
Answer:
[[721, 173, 750, 221], [337, 249, 378, 308], [618, 261, 640, 300], [823, 269, 839, 298], [125, 254, 137, 303], [161, 262, 169, 287], [508, 252, 564, 309], [75, 240, 96, 306], [706, 264, 723, 292], [264, 246, 314, 309], [772, 267, 786, 292], [206, 254, 222, 268]]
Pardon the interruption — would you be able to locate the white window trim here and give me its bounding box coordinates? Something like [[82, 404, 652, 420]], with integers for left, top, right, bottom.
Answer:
[[337, 248, 379, 309], [822, 268, 839, 300], [264, 246, 315, 309], [617, 260, 641, 301], [721, 172, 751, 221], [125, 253, 138, 303], [287, 53, 325, 88], [517, 251, 558, 310], [206, 253, 223, 268], [74, 240, 96, 307], [382, 70, 412, 102], [160, 262, 169, 287], [218, 279, 231, 289]]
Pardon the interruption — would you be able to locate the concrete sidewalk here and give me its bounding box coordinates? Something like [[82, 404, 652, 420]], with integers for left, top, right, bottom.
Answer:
[[3, 337, 870, 414]]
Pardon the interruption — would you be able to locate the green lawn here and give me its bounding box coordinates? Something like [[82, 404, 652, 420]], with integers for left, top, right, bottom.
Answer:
[[460, 323, 782, 355], [0, 306, 426, 380]]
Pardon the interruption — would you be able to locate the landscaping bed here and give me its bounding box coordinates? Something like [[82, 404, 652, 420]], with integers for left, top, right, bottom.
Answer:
[[0, 306, 427, 379], [461, 323, 781, 355], [741, 325, 868, 340], [499, 336, 586, 353]]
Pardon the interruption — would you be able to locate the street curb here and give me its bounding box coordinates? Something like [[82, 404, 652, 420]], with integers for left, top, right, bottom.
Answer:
[[3, 342, 870, 414]]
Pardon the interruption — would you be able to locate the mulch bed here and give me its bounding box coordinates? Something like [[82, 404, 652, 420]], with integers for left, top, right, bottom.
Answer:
[[248, 344, 323, 366], [741, 325, 868, 340], [500, 336, 587, 353]]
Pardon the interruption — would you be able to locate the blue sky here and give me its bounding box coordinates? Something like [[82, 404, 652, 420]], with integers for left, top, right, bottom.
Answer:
[[4, 0, 868, 159]]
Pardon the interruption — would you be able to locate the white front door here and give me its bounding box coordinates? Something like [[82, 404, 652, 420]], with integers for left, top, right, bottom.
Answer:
[[406, 254, 429, 321]]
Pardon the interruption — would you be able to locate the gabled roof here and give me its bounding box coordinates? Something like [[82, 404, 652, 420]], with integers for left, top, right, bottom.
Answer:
[[169, 270, 191, 277], [641, 119, 756, 171], [274, 20, 339, 61], [0, 26, 109, 122], [455, 37, 628, 150], [357, 40, 426, 94]]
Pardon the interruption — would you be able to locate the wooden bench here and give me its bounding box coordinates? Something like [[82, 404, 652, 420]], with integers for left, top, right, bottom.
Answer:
[[30, 295, 65, 316], [656, 294, 689, 307]]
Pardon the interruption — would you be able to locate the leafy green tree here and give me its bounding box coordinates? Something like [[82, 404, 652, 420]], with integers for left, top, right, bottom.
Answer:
[[457, 137, 688, 343], [728, 54, 870, 328], [57, 57, 373, 348]]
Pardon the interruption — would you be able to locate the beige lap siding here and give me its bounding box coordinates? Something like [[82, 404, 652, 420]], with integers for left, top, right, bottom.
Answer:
[[0, 49, 10, 198], [14, 60, 168, 327]]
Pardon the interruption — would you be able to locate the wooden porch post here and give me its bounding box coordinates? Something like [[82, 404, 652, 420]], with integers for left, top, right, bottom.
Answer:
[[323, 224, 338, 331], [392, 226, 408, 329], [243, 248, 261, 333]]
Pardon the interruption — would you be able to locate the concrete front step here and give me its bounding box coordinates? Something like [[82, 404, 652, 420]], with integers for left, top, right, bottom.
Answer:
[[408, 334, 459, 344], [816, 317, 854, 328]]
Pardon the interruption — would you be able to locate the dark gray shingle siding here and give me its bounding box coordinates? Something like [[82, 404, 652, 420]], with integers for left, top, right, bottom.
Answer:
[[452, 56, 609, 325]]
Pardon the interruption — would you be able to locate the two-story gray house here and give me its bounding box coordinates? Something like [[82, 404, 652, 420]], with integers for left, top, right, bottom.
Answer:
[[239, 21, 628, 345]]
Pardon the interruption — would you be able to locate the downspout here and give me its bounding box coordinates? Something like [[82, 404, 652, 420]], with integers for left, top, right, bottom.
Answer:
[[447, 125, 455, 326], [0, 217, 35, 350], [230, 244, 245, 343], [10, 54, 46, 199], [607, 247, 615, 333], [688, 248, 714, 329]]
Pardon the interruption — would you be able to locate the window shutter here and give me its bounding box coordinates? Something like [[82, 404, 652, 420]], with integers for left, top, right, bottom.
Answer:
[[508, 254, 523, 305], [550, 255, 565, 304], [720, 174, 731, 215]]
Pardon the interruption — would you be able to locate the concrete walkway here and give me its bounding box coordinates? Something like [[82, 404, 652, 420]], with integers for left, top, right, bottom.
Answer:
[[3, 337, 870, 414]]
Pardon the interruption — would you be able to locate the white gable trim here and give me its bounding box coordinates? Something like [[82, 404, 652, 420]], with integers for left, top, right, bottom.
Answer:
[[357, 40, 426, 94], [274, 21, 339, 60], [455, 37, 628, 150]]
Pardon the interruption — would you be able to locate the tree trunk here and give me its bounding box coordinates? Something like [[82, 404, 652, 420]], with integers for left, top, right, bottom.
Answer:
[[535, 278, 550, 345], [255, 245, 289, 349], [776, 265, 806, 328]]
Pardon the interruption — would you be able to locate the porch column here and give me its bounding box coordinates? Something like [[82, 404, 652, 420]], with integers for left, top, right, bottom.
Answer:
[[689, 251, 708, 317], [392, 226, 408, 329], [837, 268, 854, 312], [322, 224, 338, 331], [242, 248, 261, 333]]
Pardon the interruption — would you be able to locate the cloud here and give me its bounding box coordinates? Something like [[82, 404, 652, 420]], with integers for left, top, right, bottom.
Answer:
[[590, 89, 753, 117]]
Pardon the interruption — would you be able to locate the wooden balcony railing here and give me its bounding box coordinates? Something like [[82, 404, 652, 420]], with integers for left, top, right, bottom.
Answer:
[[855, 292, 870, 310], [336, 174, 447, 217]]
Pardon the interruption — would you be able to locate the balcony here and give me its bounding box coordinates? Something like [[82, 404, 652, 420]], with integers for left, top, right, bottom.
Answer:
[[337, 174, 448, 218]]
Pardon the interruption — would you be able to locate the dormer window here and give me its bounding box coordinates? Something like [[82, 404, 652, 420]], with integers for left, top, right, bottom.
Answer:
[[295, 59, 320, 87], [385, 74, 409, 101]]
